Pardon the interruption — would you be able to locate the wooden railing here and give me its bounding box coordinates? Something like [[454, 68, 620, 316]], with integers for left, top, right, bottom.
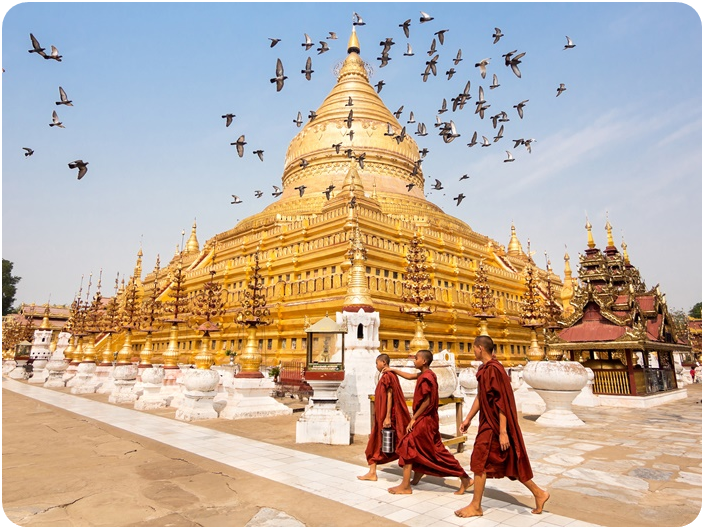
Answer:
[[591, 369, 631, 395]]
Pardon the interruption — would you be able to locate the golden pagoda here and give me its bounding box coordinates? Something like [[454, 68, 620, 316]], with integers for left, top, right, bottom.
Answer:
[[99, 30, 558, 368]]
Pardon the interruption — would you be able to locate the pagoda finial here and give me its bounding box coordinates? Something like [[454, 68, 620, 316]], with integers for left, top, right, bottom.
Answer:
[[134, 246, 143, 280], [585, 215, 596, 249], [561, 245, 575, 316], [343, 219, 374, 312], [507, 222, 523, 256], [347, 26, 360, 54], [621, 236, 631, 265], [186, 219, 200, 254], [605, 212, 615, 248]]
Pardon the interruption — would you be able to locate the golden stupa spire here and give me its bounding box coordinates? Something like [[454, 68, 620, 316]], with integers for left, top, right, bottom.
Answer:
[[39, 300, 51, 330], [605, 212, 615, 248], [585, 216, 596, 249], [507, 222, 523, 256], [134, 246, 143, 280], [342, 218, 374, 312], [347, 26, 360, 54], [621, 236, 631, 265], [186, 219, 199, 254], [561, 246, 575, 316]]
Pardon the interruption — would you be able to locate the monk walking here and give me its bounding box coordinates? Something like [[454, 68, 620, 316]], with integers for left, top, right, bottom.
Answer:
[[385, 349, 473, 494], [358, 354, 411, 481], [455, 335, 549, 518]]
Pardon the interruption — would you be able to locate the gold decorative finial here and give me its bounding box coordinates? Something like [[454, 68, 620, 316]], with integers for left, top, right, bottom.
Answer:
[[507, 222, 523, 256], [343, 220, 374, 312], [585, 215, 596, 249], [186, 219, 200, 253], [347, 26, 360, 54], [621, 236, 631, 265], [605, 214, 615, 248]]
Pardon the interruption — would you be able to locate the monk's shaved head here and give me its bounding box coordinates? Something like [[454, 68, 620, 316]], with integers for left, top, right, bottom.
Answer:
[[377, 353, 390, 366], [474, 335, 495, 354], [417, 349, 433, 367]]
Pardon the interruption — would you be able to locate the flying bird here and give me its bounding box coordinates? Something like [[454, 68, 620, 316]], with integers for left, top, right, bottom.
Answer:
[[49, 110, 64, 128], [317, 41, 330, 54], [68, 159, 88, 179], [28, 33, 45, 55], [556, 83, 567, 96], [454, 193, 466, 206], [564, 36, 576, 50], [432, 179, 443, 190], [222, 113, 235, 127], [347, 129, 355, 140], [406, 182, 415, 191], [438, 98, 448, 114], [302, 34, 314, 50], [513, 138, 526, 149], [345, 96, 354, 106], [254, 190, 263, 198], [231, 135, 247, 157], [504, 151, 515, 162], [345, 109, 354, 128], [253, 149, 264, 161], [332, 142, 342, 154], [419, 147, 429, 158], [393, 105, 404, 119], [446, 67, 456, 80], [272, 185, 283, 197], [492, 27, 504, 44], [427, 38, 437, 56], [56, 86, 72, 106], [475, 58, 490, 79], [384, 122, 396, 137], [353, 12, 365, 26], [355, 152, 366, 169], [508, 51, 526, 78], [323, 185, 335, 200], [524, 138, 536, 153], [399, 19, 411, 38], [453, 49, 463, 65], [308, 110, 317, 121], [419, 11, 434, 23], [513, 99, 528, 119], [415, 122, 428, 136], [459, 174, 470, 181], [231, 195, 242, 204], [466, 131, 478, 147], [407, 111, 416, 123], [481, 135, 491, 147], [302, 56, 314, 80], [403, 43, 414, 56], [377, 53, 391, 68], [327, 32, 338, 40], [375, 80, 385, 93], [493, 124, 504, 142], [300, 159, 309, 168], [380, 37, 395, 53], [434, 29, 449, 45], [22, 147, 34, 157], [295, 185, 307, 197], [293, 111, 302, 127], [395, 126, 407, 144], [45, 45, 62, 61], [490, 73, 500, 89], [268, 38, 281, 47], [270, 58, 287, 91]]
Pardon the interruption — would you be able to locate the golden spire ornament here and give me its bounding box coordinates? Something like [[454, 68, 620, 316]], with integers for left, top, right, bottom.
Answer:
[[236, 245, 271, 378], [400, 229, 434, 353], [343, 217, 374, 312], [585, 215, 596, 249], [137, 256, 164, 367], [116, 273, 141, 364], [470, 259, 495, 336], [519, 263, 546, 361], [192, 253, 226, 369], [162, 248, 190, 369]]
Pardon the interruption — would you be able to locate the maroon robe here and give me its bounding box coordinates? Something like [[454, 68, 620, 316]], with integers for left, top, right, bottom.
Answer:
[[396, 369, 468, 478], [365, 371, 411, 465], [470, 358, 533, 482]]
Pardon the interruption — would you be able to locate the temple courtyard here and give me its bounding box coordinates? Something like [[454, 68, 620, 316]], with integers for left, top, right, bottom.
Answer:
[[2, 377, 700, 527]]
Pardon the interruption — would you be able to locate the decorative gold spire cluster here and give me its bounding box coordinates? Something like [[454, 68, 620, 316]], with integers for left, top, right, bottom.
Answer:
[[139, 256, 164, 332], [585, 217, 596, 249], [401, 231, 434, 308], [343, 220, 374, 312], [470, 260, 495, 316], [238, 248, 270, 326], [519, 263, 545, 327]]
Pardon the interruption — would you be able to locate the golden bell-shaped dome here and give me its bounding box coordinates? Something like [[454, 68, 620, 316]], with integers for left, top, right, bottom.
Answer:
[[507, 223, 524, 256], [280, 28, 425, 205]]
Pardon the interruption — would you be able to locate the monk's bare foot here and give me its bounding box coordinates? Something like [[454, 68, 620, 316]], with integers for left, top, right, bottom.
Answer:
[[532, 490, 550, 514], [388, 484, 413, 494], [455, 476, 474, 495], [410, 472, 425, 485], [455, 505, 483, 518], [357, 472, 377, 481]]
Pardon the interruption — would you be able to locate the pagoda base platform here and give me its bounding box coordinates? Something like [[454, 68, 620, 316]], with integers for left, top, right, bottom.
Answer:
[[219, 377, 292, 420], [596, 388, 687, 408]]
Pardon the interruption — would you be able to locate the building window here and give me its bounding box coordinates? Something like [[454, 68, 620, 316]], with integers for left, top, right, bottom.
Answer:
[[211, 340, 216, 350], [459, 342, 465, 352], [331, 266, 336, 273], [238, 339, 243, 350], [302, 338, 307, 349], [286, 274, 291, 281], [267, 339, 272, 350], [366, 266, 371, 274], [393, 271, 398, 279], [384, 269, 389, 277], [393, 339, 399, 350], [404, 340, 410, 351], [357, 324, 364, 339], [291, 338, 297, 350], [438, 341, 443, 350], [375, 268, 381, 276], [258, 339, 264, 351], [510, 344, 515, 355], [281, 339, 287, 349], [381, 340, 387, 350], [429, 341, 434, 351]]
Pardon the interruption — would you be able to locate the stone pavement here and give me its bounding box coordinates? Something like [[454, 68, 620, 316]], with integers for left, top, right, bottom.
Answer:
[[2, 377, 702, 527]]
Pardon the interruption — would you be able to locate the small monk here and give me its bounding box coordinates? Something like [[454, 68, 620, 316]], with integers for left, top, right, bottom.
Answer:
[[455, 335, 550, 518], [358, 354, 411, 481], [385, 349, 473, 495]]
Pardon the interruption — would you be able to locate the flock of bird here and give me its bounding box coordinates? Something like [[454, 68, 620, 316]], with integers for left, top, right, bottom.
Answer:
[[22, 33, 89, 179], [224, 10, 576, 208]]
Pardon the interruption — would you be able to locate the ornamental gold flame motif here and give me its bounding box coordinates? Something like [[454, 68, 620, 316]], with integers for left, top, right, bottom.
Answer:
[[401, 231, 434, 309], [519, 263, 545, 327], [164, 262, 190, 323], [239, 249, 270, 327], [139, 257, 164, 332], [470, 260, 495, 317]]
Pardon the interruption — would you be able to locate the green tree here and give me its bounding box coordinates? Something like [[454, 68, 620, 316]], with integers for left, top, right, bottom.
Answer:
[[2, 259, 21, 316], [690, 302, 702, 319]]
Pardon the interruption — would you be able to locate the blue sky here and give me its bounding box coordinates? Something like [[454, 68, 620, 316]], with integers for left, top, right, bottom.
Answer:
[[2, 2, 702, 314]]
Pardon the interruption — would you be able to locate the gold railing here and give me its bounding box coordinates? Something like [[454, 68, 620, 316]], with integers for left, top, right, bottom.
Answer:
[[591, 369, 631, 395]]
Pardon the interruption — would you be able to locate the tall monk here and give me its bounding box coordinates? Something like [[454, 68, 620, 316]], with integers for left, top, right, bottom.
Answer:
[[455, 335, 549, 518], [358, 354, 411, 481], [385, 349, 473, 494]]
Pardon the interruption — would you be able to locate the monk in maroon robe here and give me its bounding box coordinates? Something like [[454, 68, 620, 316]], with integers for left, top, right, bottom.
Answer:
[[385, 350, 473, 494], [455, 335, 550, 518], [358, 354, 411, 481]]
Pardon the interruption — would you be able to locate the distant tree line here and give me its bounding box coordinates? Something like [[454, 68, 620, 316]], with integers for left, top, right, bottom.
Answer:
[[2, 258, 21, 316]]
